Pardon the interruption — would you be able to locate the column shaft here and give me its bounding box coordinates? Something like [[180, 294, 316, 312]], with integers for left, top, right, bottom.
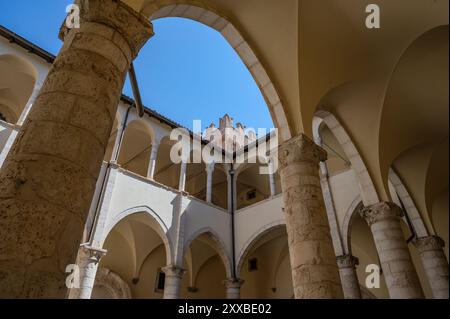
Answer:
[[278, 134, 343, 299], [361, 202, 424, 299], [413, 236, 449, 299], [224, 278, 244, 299], [0, 0, 153, 298], [69, 245, 106, 299], [162, 266, 185, 299], [337, 255, 361, 299]]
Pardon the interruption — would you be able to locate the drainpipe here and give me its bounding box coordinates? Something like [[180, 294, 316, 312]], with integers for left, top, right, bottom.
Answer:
[[86, 105, 132, 243], [128, 63, 145, 118]]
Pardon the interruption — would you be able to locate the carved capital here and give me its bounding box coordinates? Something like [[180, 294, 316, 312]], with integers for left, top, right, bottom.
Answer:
[[60, 0, 154, 58], [162, 265, 186, 278], [413, 236, 445, 252], [336, 254, 359, 269], [360, 202, 403, 226], [278, 134, 327, 170], [223, 278, 245, 289]]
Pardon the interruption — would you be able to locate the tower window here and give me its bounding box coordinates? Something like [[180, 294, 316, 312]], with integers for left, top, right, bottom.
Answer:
[[248, 258, 258, 272], [155, 269, 166, 293]]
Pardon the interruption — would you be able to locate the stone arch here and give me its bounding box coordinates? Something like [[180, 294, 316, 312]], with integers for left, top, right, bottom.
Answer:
[[117, 119, 156, 176], [102, 206, 173, 266], [140, 3, 292, 142], [341, 196, 364, 255], [313, 111, 379, 206], [92, 268, 132, 299], [388, 168, 428, 238], [236, 220, 286, 276], [183, 227, 233, 278]]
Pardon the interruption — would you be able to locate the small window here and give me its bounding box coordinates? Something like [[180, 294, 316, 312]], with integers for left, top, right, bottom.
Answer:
[[155, 269, 166, 293], [0, 112, 6, 122], [246, 190, 257, 201], [248, 258, 258, 272]]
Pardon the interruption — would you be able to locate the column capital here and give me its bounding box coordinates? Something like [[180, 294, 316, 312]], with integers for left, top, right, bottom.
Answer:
[[278, 134, 327, 169], [223, 278, 245, 289], [336, 254, 359, 269], [413, 236, 445, 252], [60, 0, 154, 58], [81, 244, 107, 263], [360, 202, 403, 226], [162, 265, 186, 278]]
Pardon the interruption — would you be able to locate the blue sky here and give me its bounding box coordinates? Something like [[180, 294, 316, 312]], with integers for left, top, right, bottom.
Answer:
[[0, 1, 273, 131]]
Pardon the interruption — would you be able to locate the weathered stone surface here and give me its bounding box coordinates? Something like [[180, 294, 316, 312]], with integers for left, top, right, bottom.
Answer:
[[0, 0, 153, 298], [278, 134, 343, 299], [361, 202, 424, 299], [162, 266, 185, 299], [413, 236, 449, 299]]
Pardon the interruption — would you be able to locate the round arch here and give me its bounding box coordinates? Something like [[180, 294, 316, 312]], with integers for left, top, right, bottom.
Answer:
[[313, 111, 380, 206], [139, 2, 292, 142], [0, 54, 38, 124], [117, 119, 156, 176]]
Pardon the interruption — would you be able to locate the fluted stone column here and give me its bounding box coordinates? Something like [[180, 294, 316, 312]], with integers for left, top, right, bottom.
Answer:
[[278, 134, 343, 299], [224, 278, 244, 299], [337, 255, 362, 299], [162, 266, 185, 299], [361, 202, 424, 299], [69, 245, 107, 299], [0, 0, 153, 298], [413, 236, 449, 299]]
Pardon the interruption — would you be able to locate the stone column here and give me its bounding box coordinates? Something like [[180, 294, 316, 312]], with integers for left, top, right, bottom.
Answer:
[[336, 255, 362, 299], [361, 202, 424, 299], [413, 236, 449, 299], [147, 141, 160, 180], [268, 159, 276, 197], [162, 266, 185, 299], [224, 278, 244, 299], [0, 0, 153, 298], [278, 134, 343, 299], [206, 163, 214, 203], [69, 245, 107, 299], [179, 161, 187, 192]]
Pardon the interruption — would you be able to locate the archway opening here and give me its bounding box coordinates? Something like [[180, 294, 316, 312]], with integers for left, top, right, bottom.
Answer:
[[154, 135, 180, 189], [97, 212, 170, 299], [211, 164, 228, 210], [181, 232, 229, 299], [117, 120, 154, 177], [236, 158, 280, 210], [239, 225, 292, 299]]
